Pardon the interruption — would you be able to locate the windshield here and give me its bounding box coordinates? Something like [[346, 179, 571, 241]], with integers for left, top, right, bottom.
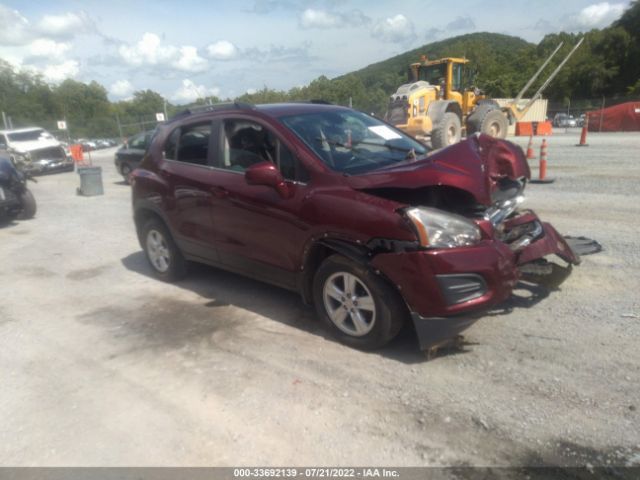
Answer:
[[280, 109, 428, 175], [7, 129, 52, 142], [418, 64, 446, 85]]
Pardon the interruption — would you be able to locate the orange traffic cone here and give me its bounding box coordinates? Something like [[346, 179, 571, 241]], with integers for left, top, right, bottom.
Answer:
[[530, 138, 555, 184], [526, 135, 536, 159], [576, 114, 589, 147]]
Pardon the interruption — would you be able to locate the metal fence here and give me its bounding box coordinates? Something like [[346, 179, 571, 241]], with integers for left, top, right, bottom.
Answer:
[[547, 94, 640, 119]]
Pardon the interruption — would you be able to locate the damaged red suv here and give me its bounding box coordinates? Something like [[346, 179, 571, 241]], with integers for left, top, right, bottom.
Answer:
[[131, 102, 579, 350]]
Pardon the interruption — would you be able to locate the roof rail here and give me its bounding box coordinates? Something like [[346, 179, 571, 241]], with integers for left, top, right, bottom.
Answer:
[[169, 101, 255, 121], [308, 99, 332, 105]]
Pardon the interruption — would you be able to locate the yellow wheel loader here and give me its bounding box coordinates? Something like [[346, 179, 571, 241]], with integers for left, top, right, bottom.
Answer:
[[385, 39, 583, 149]]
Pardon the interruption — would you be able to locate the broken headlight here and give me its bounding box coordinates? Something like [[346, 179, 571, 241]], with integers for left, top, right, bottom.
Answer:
[[405, 207, 481, 249]]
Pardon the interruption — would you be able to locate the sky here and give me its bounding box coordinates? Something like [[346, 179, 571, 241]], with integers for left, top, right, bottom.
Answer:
[[0, 0, 632, 104]]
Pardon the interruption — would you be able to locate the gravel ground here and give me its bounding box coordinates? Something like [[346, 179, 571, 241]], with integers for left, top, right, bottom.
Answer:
[[0, 131, 638, 468]]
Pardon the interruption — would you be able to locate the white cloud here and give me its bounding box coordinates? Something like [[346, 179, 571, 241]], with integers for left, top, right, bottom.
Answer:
[[28, 38, 71, 59], [246, 88, 257, 94], [300, 9, 341, 28], [171, 79, 220, 103], [299, 8, 369, 29], [119, 33, 176, 66], [0, 5, 32, 45], [206, 40, 238, 60], [109, 80, 135, 99], [174, 46, 207, 72], [42, 60, 79, 82], [574, 2, 626, 28], [372, 14, 416, 43], [36, 11, 91, 38], [119, 33, 208, 72]]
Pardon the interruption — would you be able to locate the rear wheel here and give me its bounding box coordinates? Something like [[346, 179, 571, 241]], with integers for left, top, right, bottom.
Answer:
[[313, 254, 406, 350], [480, 109, 508, 138], [120, 163, 132, 182], [467, 106, 508, 139], [17, 189, 36, 220], [431, 112, 461, 149], [142, 218, 187, 281]]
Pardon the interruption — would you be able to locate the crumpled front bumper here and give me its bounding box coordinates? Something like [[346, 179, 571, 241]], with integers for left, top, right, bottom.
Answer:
[[370, 209, 579, 350], [505, 211, 580, 265]]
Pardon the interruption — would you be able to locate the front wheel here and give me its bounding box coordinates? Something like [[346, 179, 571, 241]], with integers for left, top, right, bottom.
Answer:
[[431, 112, 461, 150], [312, 254, 406, 350], [17, 189, 36, 220]]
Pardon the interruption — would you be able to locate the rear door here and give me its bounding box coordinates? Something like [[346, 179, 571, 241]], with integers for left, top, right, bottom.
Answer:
[[158, 120, 221, 262]]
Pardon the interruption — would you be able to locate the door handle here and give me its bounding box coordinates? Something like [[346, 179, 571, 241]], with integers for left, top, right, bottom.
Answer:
[[210, 186, 229, 198]]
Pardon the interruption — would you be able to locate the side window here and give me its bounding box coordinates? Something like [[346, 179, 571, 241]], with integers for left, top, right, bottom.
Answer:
[[164, 128, 179, 160], [174, 122, 212, 166], [0, 134, 6, 147], [220, 119, 309, 182], [220, 120, 274, 172], [129, 133, 146, 149], [278, 143, 309, 183]]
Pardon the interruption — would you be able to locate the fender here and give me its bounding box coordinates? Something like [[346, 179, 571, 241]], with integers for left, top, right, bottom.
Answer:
[[298, 236, 372, 304], [426, 100, 462, 125], [298, 235, 417, 304], [133, 198, 173, 247]]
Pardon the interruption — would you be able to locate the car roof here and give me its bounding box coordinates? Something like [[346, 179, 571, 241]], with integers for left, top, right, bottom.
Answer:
[[167, 102, 351, 125], [255, 102, 351, 118]]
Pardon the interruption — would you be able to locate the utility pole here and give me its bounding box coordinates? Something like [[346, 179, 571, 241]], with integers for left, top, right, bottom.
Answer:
[[2, 111, 7, 129], [163, 99, 168, 120], [115, 112, 123, 140]]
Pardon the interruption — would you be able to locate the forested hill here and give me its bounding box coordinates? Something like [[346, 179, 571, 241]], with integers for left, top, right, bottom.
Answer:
[[340, 32, 535, 97]]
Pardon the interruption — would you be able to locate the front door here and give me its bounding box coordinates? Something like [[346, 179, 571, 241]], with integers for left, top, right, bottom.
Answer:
[[208, 117, 312, 289]]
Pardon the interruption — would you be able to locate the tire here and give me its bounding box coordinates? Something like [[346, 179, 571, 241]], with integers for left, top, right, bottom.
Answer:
[[467, 106, 508, 139], [430, 112, 461, 150], [120, 163, 132, 182], [312, 254, 406, 350], [17, 189, 36, 220], [141, 218, 187, 281]]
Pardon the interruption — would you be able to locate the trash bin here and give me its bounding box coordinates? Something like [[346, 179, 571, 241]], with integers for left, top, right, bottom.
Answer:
[[77, 166, 104, 196]]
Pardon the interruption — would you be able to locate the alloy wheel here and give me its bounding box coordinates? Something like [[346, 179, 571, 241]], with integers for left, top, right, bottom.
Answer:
[[146, 229, 171, 273], [322, 272, 376, 336]]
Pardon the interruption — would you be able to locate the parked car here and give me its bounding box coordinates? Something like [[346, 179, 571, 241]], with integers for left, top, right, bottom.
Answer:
[[0, 156, 37, 222], [0, 127, 73, 174], [553, 113, 577, 128], [115, 131, 153, 181], [131, 102, 579, 350]]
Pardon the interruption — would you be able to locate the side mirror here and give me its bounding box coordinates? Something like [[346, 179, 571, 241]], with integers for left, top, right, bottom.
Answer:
[[245, 161, 291, 198]]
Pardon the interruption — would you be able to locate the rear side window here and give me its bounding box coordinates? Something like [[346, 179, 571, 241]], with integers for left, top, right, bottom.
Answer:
[[164, 122, 212, 166]]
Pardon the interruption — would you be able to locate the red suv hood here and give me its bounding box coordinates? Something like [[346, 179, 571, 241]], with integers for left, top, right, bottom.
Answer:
[[345, 134, 531, 206]]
